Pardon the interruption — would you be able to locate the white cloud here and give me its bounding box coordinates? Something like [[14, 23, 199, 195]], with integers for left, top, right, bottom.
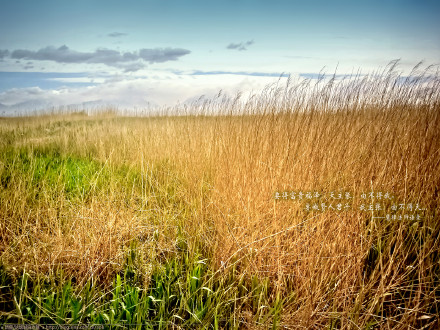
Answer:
[[0, 73, 286, 115]]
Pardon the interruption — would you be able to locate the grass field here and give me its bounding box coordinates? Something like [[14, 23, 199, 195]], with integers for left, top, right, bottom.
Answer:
[[1, 62, 439, 328]]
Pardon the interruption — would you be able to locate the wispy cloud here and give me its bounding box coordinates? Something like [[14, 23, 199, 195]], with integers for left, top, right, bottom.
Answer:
[[226, 40, 254, 51], [0, 72, 103, 94], [7, 45, 191, 71], [108, 32, 128, 38]]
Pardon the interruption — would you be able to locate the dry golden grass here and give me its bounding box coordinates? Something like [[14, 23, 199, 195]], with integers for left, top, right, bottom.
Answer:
[[1, 62, 439, 328]]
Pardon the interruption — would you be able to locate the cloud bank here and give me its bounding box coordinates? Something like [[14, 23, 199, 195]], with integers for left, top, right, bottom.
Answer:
[[6, 45, 191, 71], [0, 73, 282, 115]]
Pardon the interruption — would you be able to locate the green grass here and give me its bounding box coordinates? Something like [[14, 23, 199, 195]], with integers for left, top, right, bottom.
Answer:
[[0, 145, 281, 328], [1, 147, 109, 202], [1, 242, 282, 328]]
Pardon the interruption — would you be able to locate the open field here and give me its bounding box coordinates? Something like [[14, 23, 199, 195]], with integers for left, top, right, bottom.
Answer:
[[1, 63, 439, 328]]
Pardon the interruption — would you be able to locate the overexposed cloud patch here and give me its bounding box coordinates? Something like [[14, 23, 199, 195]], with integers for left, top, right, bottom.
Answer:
[[0, 73, 286, 115]]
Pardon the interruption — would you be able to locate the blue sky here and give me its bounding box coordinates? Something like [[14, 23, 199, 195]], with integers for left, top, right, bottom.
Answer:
[[0, 0, 439, 114]]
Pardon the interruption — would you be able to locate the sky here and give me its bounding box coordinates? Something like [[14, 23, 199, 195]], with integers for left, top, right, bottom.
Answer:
[[0, 0, 439, 115]]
